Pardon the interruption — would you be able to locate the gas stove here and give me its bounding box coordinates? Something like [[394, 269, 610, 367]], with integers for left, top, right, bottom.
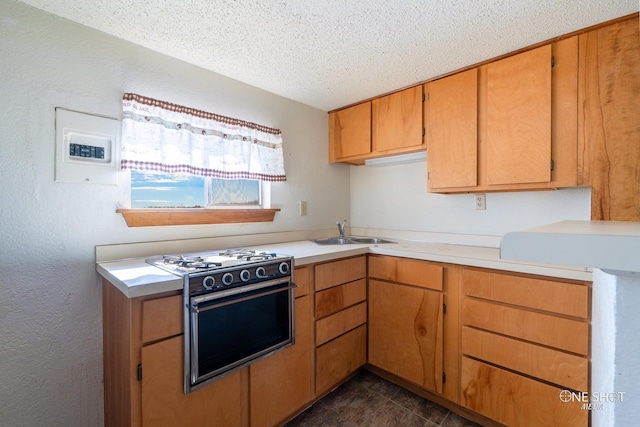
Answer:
[[146, 249, 296, 393], [146, 249, 293, 297]]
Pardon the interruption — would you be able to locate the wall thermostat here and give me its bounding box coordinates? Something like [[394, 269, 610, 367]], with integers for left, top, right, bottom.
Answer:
[[55, 107, 119, 185]]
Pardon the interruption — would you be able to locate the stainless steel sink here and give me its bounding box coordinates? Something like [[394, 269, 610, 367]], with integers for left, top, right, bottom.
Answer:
[[347, 237, 395, 244], [312, 236, 395, 245], [312, 237, 353, 245]]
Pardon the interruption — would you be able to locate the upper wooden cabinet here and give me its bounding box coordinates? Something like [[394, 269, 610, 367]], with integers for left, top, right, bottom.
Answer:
[[426, 37, 579, 193], [329, 86, 425, 164], [425, 68, 478, 190], [485, 45, 552, 185], [578, 15, 640, 221], [328, 101, 371, 162], [372, 85, 424, 154]]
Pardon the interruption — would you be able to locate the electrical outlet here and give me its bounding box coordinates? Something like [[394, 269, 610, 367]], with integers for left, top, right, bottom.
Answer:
[[475, 194, 486, 210], [299, 201, 308, 216]]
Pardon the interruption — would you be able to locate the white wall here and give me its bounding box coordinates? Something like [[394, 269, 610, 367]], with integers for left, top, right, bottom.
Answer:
[[350, 158, 591, 237], [0, 2, 348, 426], [591, 270, 640, 427], [592, 269, 617, 427]]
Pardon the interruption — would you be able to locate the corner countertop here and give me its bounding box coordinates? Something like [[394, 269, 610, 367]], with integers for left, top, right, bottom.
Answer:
[[97, 238, 592, 298], [501, 220, 640, 275]]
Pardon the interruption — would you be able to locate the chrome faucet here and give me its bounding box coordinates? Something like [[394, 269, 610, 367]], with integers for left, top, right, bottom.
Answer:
[[336, 220, 347, 238]]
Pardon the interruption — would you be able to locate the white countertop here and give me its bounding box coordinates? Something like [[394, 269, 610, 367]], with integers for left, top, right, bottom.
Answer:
[[501, 220, 640, 274], [97, 238, 592, 298]]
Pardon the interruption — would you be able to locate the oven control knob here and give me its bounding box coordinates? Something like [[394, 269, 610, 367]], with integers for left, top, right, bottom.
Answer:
[[202, 276, 215, 290], [222, 272, 234, 286], [278, 262, 290, 275], [256, 267, 267, 278], [240, 269, 251, 282]]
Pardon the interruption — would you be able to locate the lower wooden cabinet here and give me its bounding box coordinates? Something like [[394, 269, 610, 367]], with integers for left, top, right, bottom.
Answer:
[[461, 357, 587, 427], [460, 267, 591, 426], [316, 325, 367, 394], [249, 293, 314, 427], [141, 336, 245, 427], [102, 266, 316, 427], [103, 254, 592, 427], [368, 279, 444, 393], [368, 256, 445, 393], [102, 281, 185, 427], [313, 256, 368, 395]]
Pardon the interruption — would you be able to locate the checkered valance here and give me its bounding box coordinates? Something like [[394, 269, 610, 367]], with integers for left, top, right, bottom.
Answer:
[[120, 93, 286, 182]]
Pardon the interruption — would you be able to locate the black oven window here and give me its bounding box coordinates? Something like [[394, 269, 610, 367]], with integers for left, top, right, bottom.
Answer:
[[196, 287, 290, 376]]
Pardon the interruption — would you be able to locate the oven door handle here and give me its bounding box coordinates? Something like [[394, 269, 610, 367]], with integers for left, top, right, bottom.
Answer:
[[190, 279, 296, 313]]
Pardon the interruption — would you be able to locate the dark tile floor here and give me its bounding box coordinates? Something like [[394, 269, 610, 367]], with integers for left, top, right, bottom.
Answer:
[[285, 370, 482, 427]]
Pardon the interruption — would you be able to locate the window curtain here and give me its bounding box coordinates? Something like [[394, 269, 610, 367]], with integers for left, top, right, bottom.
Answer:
[[120, 93, 286, 182]]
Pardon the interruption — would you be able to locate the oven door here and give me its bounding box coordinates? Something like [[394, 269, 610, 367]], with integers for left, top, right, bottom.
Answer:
[[188, 278, 295, 392]]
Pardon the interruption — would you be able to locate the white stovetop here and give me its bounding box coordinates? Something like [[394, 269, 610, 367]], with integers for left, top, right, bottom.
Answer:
[[501, 220, 640, 274]]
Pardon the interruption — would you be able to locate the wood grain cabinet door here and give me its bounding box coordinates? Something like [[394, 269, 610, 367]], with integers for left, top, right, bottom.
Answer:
[[485, 44, 553, 185], [250, 295, 314, 427], [372, 86, 424, 154], [425, 68, 478, 190], [141, 336, 244, 427], [329, 102, 372, 162], [578, 16, 640, 221], [368, 279, 444, 393]]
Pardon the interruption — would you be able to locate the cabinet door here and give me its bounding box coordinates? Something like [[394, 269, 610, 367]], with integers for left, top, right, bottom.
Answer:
[[329, 102, 371, 162], [250, 295, 314, 427], [425, 69, 478, 190], [141, 336, 244, 427], [368, 279, 444, 393], [485, 44, 552, 185], [372, 86, 424, 153], [578, 16, 640, 221]]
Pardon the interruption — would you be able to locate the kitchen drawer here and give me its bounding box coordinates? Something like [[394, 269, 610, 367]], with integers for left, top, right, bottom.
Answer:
[[315, 302, 367, 346], [461, 326, 588, 391], [461, 357, 587, 427], [368, 255, 443, 291], [315, 279, 366, 319], [462, 298, 589, 356], [314, 256, 366, 291], [316, 325, 367, 394], [142, 295, 183, 344], [294, 266, 312, 298], [462, 268, 590, 318]]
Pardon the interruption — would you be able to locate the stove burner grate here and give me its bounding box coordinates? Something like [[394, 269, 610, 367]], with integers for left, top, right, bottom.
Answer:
[[217, 249, 278, 261], [162, 255, 222, 269]]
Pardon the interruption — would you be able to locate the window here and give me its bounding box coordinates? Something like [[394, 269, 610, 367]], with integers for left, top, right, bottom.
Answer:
[[131, 171, 263, 209], [117, 93, 283, 226]]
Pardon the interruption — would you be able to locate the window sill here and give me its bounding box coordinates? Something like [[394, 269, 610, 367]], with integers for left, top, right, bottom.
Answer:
[[116, 208, 280, 227]]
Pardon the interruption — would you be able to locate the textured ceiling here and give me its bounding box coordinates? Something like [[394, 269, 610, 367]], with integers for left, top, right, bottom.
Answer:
[[15, 0, 639, 111]]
